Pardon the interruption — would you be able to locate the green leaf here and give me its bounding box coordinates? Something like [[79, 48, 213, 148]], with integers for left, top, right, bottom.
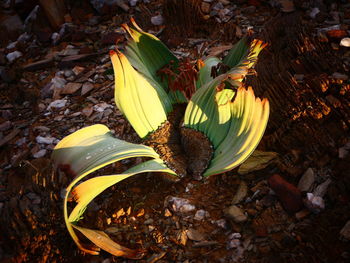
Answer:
[[123, 19, 187, 105], [196, 56, 221, 89], [66, 159, 174, 257], [68, 159, 175, 223], [110, 50, 171, 138], [51, 125, 176, 257], [223, 38, 267, 71], [52, 124, 160, 177], [123, 19, 178, 91], [184, 71, 269, 177], [72, 225, 146, 259]]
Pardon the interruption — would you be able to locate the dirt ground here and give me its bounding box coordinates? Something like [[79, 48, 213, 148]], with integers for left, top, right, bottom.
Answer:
[[0, 0, 350, 262]]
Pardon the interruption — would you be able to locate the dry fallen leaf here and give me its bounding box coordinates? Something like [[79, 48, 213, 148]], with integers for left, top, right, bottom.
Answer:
[[238, 150, 278, 174]]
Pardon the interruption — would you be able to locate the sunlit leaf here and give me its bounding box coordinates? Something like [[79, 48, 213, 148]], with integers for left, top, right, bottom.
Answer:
[[72, 225, 145, 259], [110, 50, 170, 138], [52, 124, 160, 177], [64, 159, 174, 258], [51, 125, 173, 256], [123, 19, 187, 104], [184, 71, 270, 177], [68, 159, 176, 223], [223, 38, 267, 71]]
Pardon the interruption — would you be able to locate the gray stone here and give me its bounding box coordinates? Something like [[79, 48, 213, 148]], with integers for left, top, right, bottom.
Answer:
[[298, 168, 315, 192], [226, 205, 247, 223]]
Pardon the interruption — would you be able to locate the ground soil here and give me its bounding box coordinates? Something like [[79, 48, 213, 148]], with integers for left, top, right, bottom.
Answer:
[[0, 1, 350, 263]]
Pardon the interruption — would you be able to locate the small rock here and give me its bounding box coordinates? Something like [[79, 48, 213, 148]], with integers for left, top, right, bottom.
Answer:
[[340, 220, 350, 240], [33, 149, 47, 158], [309, 7, 320, 18], [129, 0, 138, 6], [187, 228, 205, 241], [72, 66, 85, 76], [227, 232, 241, 249], [82, 106, 93, 117], [6, 51, 22, 63], [268, 174, 303, 213], [93, 102, 113, 112], [151, 15, 164, 26], [232, 180, 248, 204], [62, 82, 82, 95], [81, 82, 94, 96], [304, 193, 325, 214], [36, 136, 56, 144], [340, 38, 350, 47], [47, 99, 67, 110], [298, 168, 315, 192], [215, 219, 228, 229], [164, 196, 196, 213], [194, 209, 209, 221], [313, 178, 332, 197], [225, 205, 247, 223]]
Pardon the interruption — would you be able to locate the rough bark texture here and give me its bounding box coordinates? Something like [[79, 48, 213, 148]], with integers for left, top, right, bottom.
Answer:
[[247, 12, 349, 158], [144, 105, 213, 179]]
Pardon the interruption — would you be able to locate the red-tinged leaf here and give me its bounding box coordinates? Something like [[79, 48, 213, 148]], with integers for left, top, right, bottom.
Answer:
[[73, 225, 146, 259]]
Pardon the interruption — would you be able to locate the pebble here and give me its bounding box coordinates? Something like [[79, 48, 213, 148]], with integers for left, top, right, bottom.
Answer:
[[47, 99, 67, 110], [36, 136, 56, 144], [164, 196, 196, 213], [187, 228, 205, 241], [313, 178, 332, 197], [151, 15, 164, 26], [62, 82, 82, 95], [6, 51, 22, 63], [340, 220, 350, 240], [194, 209, 209, 221], [225, 205, 247, 223], [298, 168, 315, 192], [304, 193, 325, 213], [33, 149, 47, 158], [340, 38, 350, 47]]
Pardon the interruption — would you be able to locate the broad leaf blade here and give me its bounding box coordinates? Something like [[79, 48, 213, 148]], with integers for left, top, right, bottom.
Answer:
[[196, 56, 221, 89], [123, 20, 178, 91], [52, 124, 160, 177], [110, 50, 171, 138], [184, 72, 269, 177], [123, 20, 187, 104], [204, 87, 270, 176], [69, 159, 176, 223], [223, 38, 267, 71], [67, 159, 175, 258], [72, 225, 146, 259]]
